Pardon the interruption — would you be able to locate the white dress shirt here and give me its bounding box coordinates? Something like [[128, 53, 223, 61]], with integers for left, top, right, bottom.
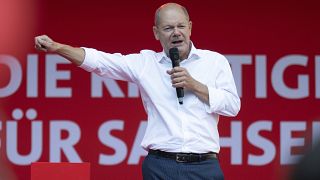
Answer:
[[80, 44, 240, 153]]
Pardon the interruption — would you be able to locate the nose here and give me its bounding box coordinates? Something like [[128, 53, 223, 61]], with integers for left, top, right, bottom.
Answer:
[[172, 27, 181, 36]]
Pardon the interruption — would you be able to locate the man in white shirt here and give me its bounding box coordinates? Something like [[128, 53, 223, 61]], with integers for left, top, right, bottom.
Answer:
[[35, 3, 240, 180]]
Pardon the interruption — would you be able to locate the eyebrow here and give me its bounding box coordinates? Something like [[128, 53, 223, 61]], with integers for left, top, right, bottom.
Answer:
[[158, 23, 188, 28]]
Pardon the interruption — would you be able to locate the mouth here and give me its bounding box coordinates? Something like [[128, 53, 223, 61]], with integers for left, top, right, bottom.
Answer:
[[171, 40, 183, 45]]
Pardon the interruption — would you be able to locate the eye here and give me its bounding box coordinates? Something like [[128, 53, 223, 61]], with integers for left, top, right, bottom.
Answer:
[[163, 27, 173, 32]]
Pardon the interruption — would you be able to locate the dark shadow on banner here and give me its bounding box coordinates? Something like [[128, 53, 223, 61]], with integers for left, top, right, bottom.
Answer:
[[290, 140, 320, 180]]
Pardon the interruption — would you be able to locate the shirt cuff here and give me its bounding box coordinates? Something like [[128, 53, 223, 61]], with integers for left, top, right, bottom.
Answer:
[[79, 47, 97, 72], [204, 86, 224, 114]]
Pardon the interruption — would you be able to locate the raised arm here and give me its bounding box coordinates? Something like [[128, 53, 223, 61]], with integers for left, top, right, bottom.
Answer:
[[34, 35, 85, 66]]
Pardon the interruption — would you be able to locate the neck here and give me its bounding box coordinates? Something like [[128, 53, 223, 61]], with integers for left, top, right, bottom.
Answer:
[[180, 42, 192, 61]]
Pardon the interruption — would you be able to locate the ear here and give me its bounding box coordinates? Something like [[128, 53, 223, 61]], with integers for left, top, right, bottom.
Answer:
[[153, 26, 159, 40], [189, 21, 192, 36]]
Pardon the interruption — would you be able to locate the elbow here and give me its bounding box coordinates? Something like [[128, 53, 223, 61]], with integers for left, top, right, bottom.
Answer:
[[230, 97, 241, 116], [207, 90, 241, 117], [231, 102, 241, 116], [222, 97, 241, 117]]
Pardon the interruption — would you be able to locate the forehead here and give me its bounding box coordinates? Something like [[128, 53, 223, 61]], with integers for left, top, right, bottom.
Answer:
[[157, 7, 189, 26]]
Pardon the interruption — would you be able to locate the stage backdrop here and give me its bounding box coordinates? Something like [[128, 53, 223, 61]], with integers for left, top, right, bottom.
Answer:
[[1, 0, 320, 180]]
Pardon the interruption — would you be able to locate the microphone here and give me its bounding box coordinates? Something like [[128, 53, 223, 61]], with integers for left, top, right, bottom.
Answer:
[[169, 47, 184, 105]]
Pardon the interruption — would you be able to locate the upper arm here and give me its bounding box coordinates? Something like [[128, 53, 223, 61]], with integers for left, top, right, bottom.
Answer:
[[80, 48, 147, 83]]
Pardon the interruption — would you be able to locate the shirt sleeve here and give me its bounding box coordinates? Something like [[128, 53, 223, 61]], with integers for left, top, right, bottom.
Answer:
[[79, 47, 145, 83], [204, 54, 241, 117]]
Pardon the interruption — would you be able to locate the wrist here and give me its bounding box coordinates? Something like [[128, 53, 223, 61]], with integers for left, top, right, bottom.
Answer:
[[55, 43, 66, 53]]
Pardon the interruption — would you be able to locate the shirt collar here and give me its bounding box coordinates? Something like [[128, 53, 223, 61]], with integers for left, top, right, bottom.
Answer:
[[156, 42, 201, 64]]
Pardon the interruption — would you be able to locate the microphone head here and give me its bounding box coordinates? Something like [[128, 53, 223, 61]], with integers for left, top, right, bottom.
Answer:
[[169, 47, 179, 61]]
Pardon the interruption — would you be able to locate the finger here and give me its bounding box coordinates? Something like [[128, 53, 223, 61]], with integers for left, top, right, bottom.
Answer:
[[39, 38, 54, 49], [35, 39, 46, 49], [39, 34, 49, 41], [34, 44, 47, 52], [37, 35, 52, 45], [35, 37, 44, 46], [172, 67, 185, 72], [166, 69, 173, 75], [34, 37, 39, 46], [35, 38, 48, 51], [172, 81, 185, 88], [172, 76, 185, 84], [171, 71, 186, 79], [35, 37, 43, 48]]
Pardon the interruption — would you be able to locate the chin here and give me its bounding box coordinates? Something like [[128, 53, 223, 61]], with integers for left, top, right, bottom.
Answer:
[[177, 46, 186, 52]]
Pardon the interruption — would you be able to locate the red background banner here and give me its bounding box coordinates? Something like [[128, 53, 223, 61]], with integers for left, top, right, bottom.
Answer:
[[1, 0, 320, 180]]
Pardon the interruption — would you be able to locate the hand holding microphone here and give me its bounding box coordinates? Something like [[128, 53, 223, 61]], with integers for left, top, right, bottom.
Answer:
[[168, 47, 184, 104]]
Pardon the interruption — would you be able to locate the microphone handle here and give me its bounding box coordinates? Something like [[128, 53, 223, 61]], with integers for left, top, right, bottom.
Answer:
[[176, 87, 184, 104]]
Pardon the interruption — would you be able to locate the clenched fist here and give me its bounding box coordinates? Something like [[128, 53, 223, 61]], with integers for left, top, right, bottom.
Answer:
[[34, 35, 60, 52]]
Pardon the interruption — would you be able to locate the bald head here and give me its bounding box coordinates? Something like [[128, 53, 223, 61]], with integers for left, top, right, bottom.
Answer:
[[154, 3, 190, 26]]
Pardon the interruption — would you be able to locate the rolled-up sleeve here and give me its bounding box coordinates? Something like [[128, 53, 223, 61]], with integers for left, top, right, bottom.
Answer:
[[204, 55, 241, 117], [79, 47, 99, 72]]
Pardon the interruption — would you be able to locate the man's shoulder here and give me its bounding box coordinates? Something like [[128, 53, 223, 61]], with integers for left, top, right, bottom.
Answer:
[[139, 49, 157, 55], [196, 49, 227, 61], [138, 49, 165, 62]]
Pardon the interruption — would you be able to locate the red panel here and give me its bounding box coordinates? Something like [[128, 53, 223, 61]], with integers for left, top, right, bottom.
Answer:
[[31, 163, 90, 180]]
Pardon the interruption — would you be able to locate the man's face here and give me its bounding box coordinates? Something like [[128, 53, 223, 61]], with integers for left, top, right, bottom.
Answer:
[[153, 7, 192, 60]]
